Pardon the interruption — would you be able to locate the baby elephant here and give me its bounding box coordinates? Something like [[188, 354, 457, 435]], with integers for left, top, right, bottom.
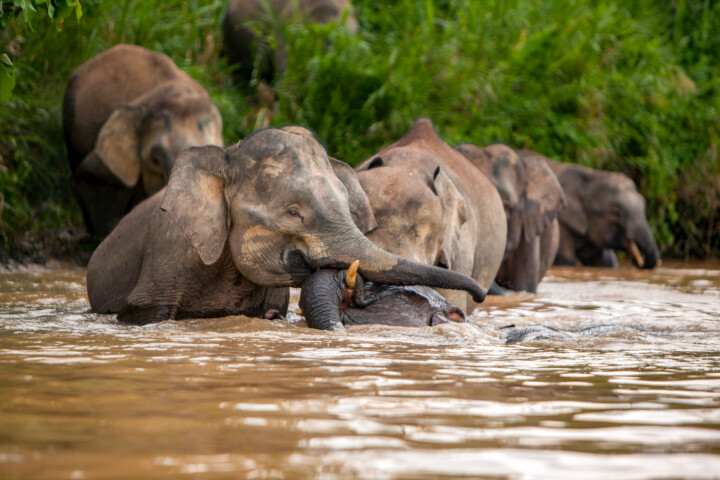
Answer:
[[63, 44, 223, 237], [300, 261, 468, 330]]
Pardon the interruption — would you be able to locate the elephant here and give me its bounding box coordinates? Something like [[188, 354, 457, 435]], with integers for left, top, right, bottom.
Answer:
[[222, 0, 357, 82], [520, 151, 660, 269], [86, 126, 487, 325], [500, 323, 641, 344], [455, 143, 565, 293], [63, 44, 223, 237], [299, 261, 468, 330], [355, 118, 507, 313]]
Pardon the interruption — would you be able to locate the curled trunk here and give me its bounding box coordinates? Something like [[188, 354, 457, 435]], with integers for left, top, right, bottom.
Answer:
[[300, 267, 467, 330], [312, 234, 487, 303]]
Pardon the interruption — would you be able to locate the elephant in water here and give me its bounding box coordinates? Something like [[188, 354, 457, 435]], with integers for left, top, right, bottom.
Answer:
[[500, 323, 638, 344], [521, 151, 660, 269], [456, 143, 565, 293], [300, 261, 468, 330], [355, 119, 507, 313], [63, 44, 223, 237], [86, 126, 487, 325], [222, 0, 357, 82]]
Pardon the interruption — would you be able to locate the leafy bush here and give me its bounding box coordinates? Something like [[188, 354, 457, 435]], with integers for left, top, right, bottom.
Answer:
[[1, 0, 718, 261]]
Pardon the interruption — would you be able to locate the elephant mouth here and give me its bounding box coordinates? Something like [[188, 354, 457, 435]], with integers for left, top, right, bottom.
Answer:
[[284, 249, 317, 283]]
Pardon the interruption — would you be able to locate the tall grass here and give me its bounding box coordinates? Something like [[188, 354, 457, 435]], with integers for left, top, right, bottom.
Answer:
[[1, 0, 718, 260]]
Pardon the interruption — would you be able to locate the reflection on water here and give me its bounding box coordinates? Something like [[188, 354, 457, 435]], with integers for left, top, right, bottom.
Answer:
[[1, 263, 719, 479]]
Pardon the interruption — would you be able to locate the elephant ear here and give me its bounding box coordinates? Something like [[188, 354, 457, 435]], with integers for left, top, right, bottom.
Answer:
[[555, 166, 588, 236], [431, 166, 468, 269], [160, 145, 230, 265], [329, 157, 377, 234], [521, 156, 567, 242], [93, 105, 144, 188]]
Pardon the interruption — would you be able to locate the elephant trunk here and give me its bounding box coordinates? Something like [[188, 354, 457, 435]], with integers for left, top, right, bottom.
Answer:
[[627, 221, 660, 269], [299, 269, 346, 330], [310, 234, 487, 303]]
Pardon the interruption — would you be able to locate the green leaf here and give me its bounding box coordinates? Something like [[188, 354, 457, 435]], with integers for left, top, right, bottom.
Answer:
[[0, 54, 16, 102], [16, 0, 38, 24], [75, 0, 83, 22]]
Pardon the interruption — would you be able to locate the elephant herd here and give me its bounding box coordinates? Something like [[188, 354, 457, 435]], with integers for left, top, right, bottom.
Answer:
[[63, 2, 660, 331]]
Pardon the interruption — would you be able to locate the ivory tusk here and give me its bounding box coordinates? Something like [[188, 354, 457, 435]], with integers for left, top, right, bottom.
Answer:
[[295, 308, 304, 316], [345, 260, 360, 289], [628, 241, 644, 268]]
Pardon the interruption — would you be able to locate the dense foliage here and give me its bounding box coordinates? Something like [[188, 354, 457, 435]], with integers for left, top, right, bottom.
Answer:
[[1, 0, 718, 262]]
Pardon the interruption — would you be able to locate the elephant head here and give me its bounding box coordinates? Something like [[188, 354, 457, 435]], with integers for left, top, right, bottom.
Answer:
[[159, 126, 487, 299], [299, 262, 467, 330], [88, 83, 223, 196], [356, 161, 467, 270], [535, 153, 660, 269], [456, 144, 565, 292], [456, 144, 565, 260]]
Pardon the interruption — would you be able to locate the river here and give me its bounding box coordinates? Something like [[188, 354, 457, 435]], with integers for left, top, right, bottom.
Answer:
[[1, 262, 719, 479]]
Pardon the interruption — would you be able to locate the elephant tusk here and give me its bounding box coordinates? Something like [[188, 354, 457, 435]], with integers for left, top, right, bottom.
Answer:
[[295, 307, 304, 316], [345, 260, 360, 289], [628, 241, 644, 268]]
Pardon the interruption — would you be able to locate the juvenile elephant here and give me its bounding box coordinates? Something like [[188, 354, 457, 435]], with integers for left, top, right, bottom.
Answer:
[[522, 152, 660, 269], [222, 0, 357, 82], [63, 44, 223, 237], [300, 261, 467, 330], [455, 144, 565, 293], [86, 127, 487, 325], [355, 119, 507, 313]]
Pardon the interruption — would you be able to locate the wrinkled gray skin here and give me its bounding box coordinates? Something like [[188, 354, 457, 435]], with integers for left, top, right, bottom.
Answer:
[[86, 127, 487, 325], [63, 44, 223, 237], [223, 0, 357, 82], [522, 151, 660, 269], [355, 119, 507, 313], [501, 323, 638, 344], [300, 268, 467, 330], [456, 144, 566, 293]]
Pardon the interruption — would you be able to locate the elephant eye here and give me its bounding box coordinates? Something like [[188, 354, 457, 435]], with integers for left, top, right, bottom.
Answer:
[[288, 208, 304, 223]]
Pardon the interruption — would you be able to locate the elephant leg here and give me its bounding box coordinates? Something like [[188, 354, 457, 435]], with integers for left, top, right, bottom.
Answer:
[[497, 236, 541, 293], [74, 152, 135, 237], [553, 223, 578, 266], [538, 220, 560, 280], [488, 281, 510, 296], [577, 247, 618, 268]]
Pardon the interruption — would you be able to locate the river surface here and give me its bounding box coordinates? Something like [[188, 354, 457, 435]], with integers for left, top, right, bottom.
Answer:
[[1, 262, 719, 479]]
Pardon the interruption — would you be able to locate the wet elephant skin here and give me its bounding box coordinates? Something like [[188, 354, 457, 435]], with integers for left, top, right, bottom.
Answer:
[[86, 126, 487, 325], [300, 267, 467, 330], [520, 151, 660, 270], [456, 143, 565, 293], [355, 118, 506, 313]]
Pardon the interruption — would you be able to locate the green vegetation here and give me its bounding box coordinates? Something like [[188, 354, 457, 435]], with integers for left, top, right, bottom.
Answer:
[[1, 0, 719, 262]]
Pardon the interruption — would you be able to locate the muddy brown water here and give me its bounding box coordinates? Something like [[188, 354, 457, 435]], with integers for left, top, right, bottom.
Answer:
[[1, 263, 719, 479]]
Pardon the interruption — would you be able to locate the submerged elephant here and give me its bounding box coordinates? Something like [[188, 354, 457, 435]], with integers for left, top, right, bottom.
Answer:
[[355, 119, 507, 313], [63, 44, 223, 237], [455, 144, 565, 293], [522, 152, 660, 269], [222, 0, 357, 82], [300, 261, 467, 330], [500, 323, 639, 344], [86, 127, 487, 325]]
